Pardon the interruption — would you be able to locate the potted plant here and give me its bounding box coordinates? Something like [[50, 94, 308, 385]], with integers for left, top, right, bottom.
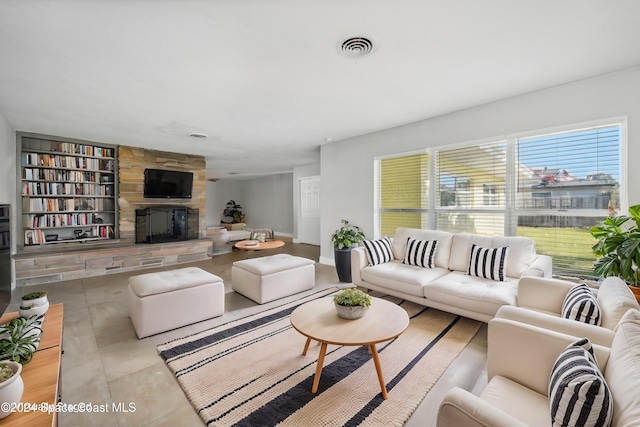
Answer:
[[590, 203, 640, 299], [331, 220, 365, 283], [0, 316, 43, 364], [0, 360, 24, 419], [333, 288, 372, 319], [223, 200, 245, 224], [19, 291, 49, 318]]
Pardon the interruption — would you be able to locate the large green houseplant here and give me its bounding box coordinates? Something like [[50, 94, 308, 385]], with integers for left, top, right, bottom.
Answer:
[[331, 220, 365, 283], [590, 203, 640, 287]]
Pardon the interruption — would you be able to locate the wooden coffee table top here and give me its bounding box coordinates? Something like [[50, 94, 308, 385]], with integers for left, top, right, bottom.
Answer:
[[290, 296, 409, 346], [235, 240, 285, 251]]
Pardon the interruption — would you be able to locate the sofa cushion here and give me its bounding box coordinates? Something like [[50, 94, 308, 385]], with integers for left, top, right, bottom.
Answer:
[[403, 238, 437, 268], [361, 261, 449, 298], [561, 284, 601, 326], [362, 237, 393, 266], [480, 376, 550, 427], [467, 244, 508, 282], [548, 338, 612, 427], [604, 309, 640, 426], [392, 228, 453, 269], [449, 234, 535, 278], [597, 276, 640, 330], [424, 271, 518, 317]]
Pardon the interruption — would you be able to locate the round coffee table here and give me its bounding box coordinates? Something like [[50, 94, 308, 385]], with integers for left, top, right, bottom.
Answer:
[[290, 296, 409, 399], [234, 239, 285, 251]]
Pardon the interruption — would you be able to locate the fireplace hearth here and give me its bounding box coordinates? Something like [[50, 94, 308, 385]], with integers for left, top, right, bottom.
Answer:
[[135, 206, 199, 244]]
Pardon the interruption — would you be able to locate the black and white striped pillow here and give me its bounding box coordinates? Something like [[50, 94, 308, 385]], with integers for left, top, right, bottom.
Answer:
[[467, 244, 508, 281], [549, 338, 612, 427], [561, 284, 602, 326], [403, 238, 438, 268], [362, 237, 393, 266]]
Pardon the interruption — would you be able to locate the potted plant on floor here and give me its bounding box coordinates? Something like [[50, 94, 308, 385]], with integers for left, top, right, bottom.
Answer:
[[223, 200, 245, 224], [333, 288, 372, 319], [331, 220, 365, 283], [590, 203, 640, 301]]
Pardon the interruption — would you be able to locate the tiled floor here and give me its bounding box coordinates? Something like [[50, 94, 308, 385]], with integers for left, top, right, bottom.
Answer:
[[8, 240, 487, 426]]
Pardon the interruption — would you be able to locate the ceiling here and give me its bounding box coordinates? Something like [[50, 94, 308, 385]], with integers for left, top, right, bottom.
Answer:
[[1, 1, 639, 179]]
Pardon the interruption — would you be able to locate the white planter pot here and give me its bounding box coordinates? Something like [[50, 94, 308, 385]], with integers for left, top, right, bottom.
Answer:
[[20, 294, 48, 308], [335, 303, 369, 320], [0, 360, 24, 419], [19, 301, 49, 318]]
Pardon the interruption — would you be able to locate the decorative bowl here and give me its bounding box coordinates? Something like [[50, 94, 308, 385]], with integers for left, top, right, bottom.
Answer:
[[335, 303, 369, 320]]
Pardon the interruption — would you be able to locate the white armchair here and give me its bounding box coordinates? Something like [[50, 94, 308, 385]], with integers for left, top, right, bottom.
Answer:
[[437, 310, 640, 426]]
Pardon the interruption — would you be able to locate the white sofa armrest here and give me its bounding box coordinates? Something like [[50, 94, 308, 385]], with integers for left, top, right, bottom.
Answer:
[[521, 254, 552, 278], [437, 387, 529, 427], [495, 306, 615, 348], [488, 318, 610, 396], [351, 247, 367, 286], [517, 276, 575, 313]]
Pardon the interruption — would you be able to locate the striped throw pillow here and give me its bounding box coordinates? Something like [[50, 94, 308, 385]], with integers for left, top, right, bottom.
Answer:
[[362, 237, 393, 266], [467, 244, 508, 282], [549, 338, 612, 427], [403, 238, 438, 268], [561, 284, 602, 326]]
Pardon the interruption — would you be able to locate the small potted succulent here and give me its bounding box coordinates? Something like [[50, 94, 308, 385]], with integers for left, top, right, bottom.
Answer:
[[0, 316, 42, 364], [333, 288, 372, 320], [0, 360, 24, 419], [19, 291, 49, 318]]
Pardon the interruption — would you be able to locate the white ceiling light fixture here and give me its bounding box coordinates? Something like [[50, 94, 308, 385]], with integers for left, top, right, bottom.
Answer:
[[338, 35, 375, 58]]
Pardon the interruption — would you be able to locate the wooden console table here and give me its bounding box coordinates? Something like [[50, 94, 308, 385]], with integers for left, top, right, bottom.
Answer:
[[0, 304, 64, 427]]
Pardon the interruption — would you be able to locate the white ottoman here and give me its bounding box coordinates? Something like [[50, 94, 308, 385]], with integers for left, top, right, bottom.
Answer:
[[128, 267, 225, 338], [231, 254, 315, 304]]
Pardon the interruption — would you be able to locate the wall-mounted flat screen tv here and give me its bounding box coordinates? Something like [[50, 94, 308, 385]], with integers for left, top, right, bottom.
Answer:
[[143, 169, 193, 199]]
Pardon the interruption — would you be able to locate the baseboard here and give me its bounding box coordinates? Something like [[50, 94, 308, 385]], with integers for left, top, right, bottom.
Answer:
[[274, 232, 293, 238]]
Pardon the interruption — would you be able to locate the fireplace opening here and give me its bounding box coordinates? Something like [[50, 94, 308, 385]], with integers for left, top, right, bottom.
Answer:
[[135, 207, 199, 244]]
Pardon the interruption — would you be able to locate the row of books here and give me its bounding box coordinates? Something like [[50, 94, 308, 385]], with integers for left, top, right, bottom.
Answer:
[[26, 213, 111, 228], [22, 153, 114, 171], [22, 182, 114, 197], [23, 168, 114, 183], [25, 197, 111, 213], [52, 142, 114, 157]]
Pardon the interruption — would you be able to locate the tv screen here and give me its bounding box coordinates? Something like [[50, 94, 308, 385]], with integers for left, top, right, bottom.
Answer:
[[143, 169, 193, 199]]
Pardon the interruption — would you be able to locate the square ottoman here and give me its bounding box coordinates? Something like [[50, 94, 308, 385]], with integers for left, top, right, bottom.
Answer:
[[231, 254, 315, 304], [128, 267, 225, 338]]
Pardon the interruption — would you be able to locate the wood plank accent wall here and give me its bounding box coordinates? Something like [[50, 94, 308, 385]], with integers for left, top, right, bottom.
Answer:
[[117, 146, 207, 242]]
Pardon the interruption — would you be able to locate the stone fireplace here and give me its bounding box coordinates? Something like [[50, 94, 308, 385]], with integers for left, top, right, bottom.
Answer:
[[135, 206, 199, 244]]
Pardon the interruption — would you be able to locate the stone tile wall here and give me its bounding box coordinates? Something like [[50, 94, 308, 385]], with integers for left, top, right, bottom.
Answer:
[[14, 239, 213, 286]]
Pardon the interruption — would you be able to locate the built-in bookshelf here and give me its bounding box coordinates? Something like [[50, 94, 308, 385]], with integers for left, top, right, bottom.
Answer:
[[19, 134, 118, 246]]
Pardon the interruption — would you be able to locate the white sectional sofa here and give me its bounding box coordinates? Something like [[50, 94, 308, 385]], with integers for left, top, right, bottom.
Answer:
[[351, 228, 552, 322]]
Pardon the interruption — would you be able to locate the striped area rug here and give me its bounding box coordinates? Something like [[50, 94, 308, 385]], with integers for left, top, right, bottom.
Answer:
[[158, 289, 481, 427]]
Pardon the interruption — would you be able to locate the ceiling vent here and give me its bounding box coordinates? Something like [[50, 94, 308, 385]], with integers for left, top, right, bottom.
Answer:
[[338, 36, 375, 58]]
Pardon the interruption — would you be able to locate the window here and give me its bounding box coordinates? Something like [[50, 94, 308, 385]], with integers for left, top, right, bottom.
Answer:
[[376, 121, 623, 279], [376, 152, 429, 237], [515, 124, 621, 278], [434, 142, 506, 236]]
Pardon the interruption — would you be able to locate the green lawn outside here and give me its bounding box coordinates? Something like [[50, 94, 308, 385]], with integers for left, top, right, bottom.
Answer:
[[517, 226, 598, 278]]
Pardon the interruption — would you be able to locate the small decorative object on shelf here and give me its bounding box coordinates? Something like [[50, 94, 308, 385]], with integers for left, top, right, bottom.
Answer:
[[333, 288, 372, 320], [19, 292, 49, 318], [0, 360, 24, 419]]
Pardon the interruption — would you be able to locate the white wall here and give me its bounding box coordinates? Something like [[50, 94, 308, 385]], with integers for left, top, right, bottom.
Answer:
[[320, 66, 640, 264], [206, 174, 295, 235], [243, 173, 294, 235]]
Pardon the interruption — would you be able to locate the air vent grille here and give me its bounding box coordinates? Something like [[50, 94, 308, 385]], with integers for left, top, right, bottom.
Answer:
[[339, 36, 374, 58]]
